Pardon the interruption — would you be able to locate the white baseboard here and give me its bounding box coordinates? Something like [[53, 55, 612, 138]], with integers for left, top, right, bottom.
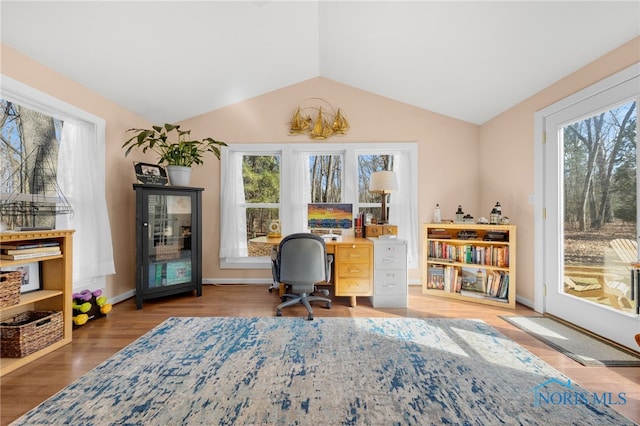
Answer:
[[110, 289, 136, 305], [110, 279, 531, 311], [516, 294, 535, 310]]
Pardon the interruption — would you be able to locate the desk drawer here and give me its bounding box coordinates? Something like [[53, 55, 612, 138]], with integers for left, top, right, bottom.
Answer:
[[337, 246, 370, 263], [337, 263, 371, 278], [335, 277, 372, 295]]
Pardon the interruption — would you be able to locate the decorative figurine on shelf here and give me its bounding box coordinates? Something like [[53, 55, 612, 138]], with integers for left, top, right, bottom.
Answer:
[[495, 202, 502, 218], [490, 207, 499, 224], [455, 205, 464, 223], [433, 204, 442, 223]]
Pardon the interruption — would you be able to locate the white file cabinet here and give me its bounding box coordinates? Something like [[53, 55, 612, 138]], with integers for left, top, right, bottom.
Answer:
[[369, 237, 408, 308]]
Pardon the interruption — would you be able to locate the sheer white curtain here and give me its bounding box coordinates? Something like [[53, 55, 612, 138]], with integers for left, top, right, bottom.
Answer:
[[389, 152, 419, 268], [56, 120, 115, 288], [219, 149, 248, 258], [284, 150, 311, 234]]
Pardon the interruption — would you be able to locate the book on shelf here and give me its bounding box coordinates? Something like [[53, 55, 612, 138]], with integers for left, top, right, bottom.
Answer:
[[428, 229, 451, 239], [487, 272, 508, 297], [499, 274, 509, 299], [426, 265, 445, 289], [447, 266, 461, 293], [0, 240, 60, 250], [426, 265, 461, 292], [1, 250, 62, 260], [459, 289, 487, 299], [2, 246, 62, 255], [486, 271, 509, 298]]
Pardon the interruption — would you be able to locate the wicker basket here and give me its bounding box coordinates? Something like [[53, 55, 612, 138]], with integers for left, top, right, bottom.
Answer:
[[1, 311, 63, 358], [0, 271, 22, 308]]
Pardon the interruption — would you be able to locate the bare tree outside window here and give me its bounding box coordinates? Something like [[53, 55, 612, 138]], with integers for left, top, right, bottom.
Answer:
[[563, 99, 637, 314], [0, 100, 65, 229], [309, 154, 342, 202], [241, 152, 396, 257], [358, 154, 394, 219], [563, 100, 636, 235]]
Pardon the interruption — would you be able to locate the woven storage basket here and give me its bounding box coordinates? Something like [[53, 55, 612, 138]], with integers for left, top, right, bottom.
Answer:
[[0, 271, 22, 308], [1, 311, 63, 358]]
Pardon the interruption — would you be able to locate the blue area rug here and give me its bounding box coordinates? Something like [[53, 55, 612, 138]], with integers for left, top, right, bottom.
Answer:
[[11, 317, 634, 425]]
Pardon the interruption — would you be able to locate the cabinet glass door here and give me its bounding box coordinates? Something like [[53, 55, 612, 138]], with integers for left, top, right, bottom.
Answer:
[[146, 194, 193, 289]]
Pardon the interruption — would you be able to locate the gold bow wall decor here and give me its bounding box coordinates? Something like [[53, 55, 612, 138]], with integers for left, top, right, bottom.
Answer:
[[288, 98, 349, 140]]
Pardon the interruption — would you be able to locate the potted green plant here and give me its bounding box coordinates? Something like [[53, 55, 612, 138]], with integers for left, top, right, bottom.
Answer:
[[123, 123, 227, 186]]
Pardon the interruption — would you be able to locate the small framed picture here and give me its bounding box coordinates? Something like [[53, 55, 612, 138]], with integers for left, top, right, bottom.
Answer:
[[2, 262, 42, 293], [134, 162, 169, 185]]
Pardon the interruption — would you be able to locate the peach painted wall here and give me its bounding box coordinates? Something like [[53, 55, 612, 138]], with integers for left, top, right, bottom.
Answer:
[[1, 43, 154, 300], [479, 37, 640, 304], [181, 77, 481, 284]]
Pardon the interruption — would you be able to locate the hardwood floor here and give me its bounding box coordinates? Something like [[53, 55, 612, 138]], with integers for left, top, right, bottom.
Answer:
[[2, 284, 639, 425]]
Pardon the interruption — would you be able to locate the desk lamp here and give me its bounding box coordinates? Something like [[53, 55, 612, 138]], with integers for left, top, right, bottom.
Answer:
[[369, 171, 398, 224]]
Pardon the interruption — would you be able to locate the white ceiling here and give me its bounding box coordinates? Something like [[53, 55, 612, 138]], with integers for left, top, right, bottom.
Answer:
[[2, 1, 639, 125]]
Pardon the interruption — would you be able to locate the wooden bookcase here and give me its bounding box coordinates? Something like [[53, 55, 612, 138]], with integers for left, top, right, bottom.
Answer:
[[422, 223, 516, 309], [0, 230, 74, 376]]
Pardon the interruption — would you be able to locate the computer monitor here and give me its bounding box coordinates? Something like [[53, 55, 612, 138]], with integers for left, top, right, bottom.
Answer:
[[307, 203, 353, 230]]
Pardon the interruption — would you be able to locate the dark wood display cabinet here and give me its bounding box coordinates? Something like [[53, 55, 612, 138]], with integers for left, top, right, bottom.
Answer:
[[133, 184, 203, 309]]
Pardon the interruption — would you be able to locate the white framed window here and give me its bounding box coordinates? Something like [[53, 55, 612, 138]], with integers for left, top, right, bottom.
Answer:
[[220, 142, 419, 269], [0, 75, 115, 291]]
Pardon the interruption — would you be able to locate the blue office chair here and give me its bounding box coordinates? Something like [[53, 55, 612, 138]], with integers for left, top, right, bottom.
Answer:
[[274, 233, 332, 320]]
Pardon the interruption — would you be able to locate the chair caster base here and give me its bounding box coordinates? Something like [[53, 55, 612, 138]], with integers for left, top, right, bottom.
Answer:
[[276, 310, 282, 316], [325, 302, 332, 309], [307, 314, 314, 320]]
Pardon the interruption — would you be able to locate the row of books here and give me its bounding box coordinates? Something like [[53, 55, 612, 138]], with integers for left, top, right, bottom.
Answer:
[[427, 241, 509, 267], [426, 265, 509, 301], [0, 240, 61, 260], [485, 270, 510, 299]]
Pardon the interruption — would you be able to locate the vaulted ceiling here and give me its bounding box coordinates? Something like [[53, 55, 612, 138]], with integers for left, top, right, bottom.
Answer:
[[2, 1, 639, 125]]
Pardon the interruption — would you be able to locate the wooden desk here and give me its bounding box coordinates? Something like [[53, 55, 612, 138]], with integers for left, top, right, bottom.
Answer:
[[262, 235, 373, 307]]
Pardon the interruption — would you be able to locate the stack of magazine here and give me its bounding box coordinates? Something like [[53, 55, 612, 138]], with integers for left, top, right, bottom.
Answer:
[[0, 240, 61, 261]]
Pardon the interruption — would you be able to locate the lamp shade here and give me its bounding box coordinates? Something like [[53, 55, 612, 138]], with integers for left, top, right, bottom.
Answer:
[[369, 171, 398, 194]]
